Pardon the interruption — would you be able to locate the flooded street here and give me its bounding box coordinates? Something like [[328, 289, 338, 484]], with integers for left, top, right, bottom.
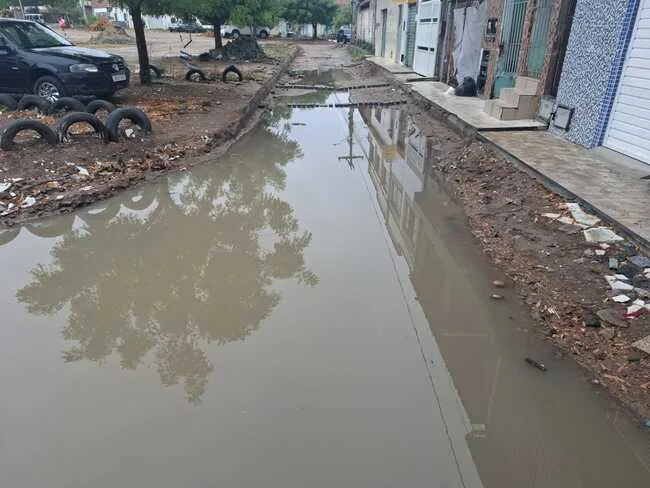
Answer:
[[1, 94, 648, 487]]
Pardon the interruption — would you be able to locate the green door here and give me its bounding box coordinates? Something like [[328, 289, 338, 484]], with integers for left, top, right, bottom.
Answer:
[[494, 0, 528, 97], [405, 4, 417, 67]]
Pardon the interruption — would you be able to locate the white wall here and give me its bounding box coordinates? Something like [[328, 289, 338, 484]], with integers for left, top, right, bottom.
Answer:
[[374, 0, 399, 60], [356, 7, 373, 44]]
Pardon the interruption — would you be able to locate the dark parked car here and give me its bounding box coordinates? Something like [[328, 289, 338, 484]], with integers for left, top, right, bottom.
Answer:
[[0, 18, 129, 100], [169, 22, 205, 33]]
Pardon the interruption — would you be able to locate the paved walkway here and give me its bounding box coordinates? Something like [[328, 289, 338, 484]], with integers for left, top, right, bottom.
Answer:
[[367, 57, 545, 131], [367, 56, 650, 248], [483, 131, 650, 246]]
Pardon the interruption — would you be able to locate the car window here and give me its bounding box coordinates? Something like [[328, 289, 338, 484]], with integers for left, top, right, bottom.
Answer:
[[0, 21, 72, 49]]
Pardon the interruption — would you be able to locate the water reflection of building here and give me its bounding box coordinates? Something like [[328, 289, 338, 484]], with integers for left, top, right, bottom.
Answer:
[[361, 106, 495, 436], [361, 107, 426, 269]]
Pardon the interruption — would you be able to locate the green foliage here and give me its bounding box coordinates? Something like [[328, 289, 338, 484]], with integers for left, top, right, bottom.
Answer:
[[281, 0, 337, 26], [231, 0, 282, 28], [333, 3, 352, 28]]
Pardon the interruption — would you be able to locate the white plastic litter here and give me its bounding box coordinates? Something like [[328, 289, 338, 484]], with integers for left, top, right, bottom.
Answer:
[[613, 295, 631, 303], [76, 166, 90, 177], [0, 182, 10, 193], [565, 203, 600, 227], [595, 249, 606, 256], [542, 213, 561, 219], [583, 227, 624, 243], [20, 196, 36, 208]]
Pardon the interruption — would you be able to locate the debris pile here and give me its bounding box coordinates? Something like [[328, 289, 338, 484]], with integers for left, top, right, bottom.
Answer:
[[210, 37, 265, 60]]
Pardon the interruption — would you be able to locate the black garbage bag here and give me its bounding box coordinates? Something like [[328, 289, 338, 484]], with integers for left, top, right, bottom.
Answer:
[[455, 76, 477, 97]]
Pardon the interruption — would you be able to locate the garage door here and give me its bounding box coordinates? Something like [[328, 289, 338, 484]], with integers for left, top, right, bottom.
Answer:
[[604, 0, 650, 164], [413, 0, 442, 77]]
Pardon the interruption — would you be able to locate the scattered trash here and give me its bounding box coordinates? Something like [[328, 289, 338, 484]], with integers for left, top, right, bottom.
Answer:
[[583, 310, 600, 328], [633, 299, 646, 306], [0, 181, 10, 193], [612, 294, 631, 303], [597, 308, 629, 327], [525, 357, 547, 372], [583, 227, 624, 243], [625, 304, 647, 319], [565, 202, 600, 227], [608, 258, 619, 270], [491, 294, 504, 300], [600, 243, 610, 249], [493, 280, 505, 288], [20, 196, 36, 208], [605, 276, 634, 291], [629, 255, 650, 269], [542, 213, 561, 219], [632, 335, 650, 355], [595, 249, 606, 256], [76, 166, 90, 177]]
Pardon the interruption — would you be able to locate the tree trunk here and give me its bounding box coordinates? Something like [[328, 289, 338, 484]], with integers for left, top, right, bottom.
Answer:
[[312, 23, 317, 40], [130, 5, 151, 85], [213, 22, 223, 49]]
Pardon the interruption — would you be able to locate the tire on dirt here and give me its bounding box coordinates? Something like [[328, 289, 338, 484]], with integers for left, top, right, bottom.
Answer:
[[0, 94, 18, 111], [85, 99, 117, 115], [50, 97, 86, 114], [185, 68, 207, 82], [147, 64, 162, 78], [105, 107, 152, 142], [0, 119, 57, 150], [55, 112, 108, 143], [222, 65, 243, 83], [16, 95, 51, 114]]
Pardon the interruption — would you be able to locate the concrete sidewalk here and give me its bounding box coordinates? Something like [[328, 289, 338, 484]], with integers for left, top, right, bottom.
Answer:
[[367, 56, 650, 249]]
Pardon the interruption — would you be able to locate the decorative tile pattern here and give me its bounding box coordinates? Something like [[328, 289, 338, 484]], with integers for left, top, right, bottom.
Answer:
[[593, 0, 641, 146], [552, 0, 638, 147]]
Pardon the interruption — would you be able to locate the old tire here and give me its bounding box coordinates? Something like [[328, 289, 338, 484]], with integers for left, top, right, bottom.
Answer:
[[105, 107, 151, 142], [258, 30, 269, 39], [0, 94, 18, 111], [33, 75, 66, 101], [51, 97, 86, 114], [0, 119, 57, 150], [55, 112, 108, 142], [16, 95, 51, 114], [86, 99, 117, 115], [147, 64, 162, 78], [185, 68, 207, 82], [222, 65, 243, 83]]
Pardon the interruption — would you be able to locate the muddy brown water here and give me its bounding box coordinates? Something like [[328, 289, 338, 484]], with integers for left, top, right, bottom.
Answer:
[[1, 93, 648, 487]]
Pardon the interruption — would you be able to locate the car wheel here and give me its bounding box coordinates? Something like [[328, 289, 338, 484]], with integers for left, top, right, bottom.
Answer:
[[33, 75, 66, 102], [232, 29, 240, 39], [258, 30, 269, 39]]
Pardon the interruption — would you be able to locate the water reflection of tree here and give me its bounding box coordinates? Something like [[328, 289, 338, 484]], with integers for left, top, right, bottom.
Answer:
[[17, 118, 316, 405]]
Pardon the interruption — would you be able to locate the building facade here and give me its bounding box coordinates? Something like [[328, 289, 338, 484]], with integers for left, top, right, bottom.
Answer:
[[551, 0, 649, 164]]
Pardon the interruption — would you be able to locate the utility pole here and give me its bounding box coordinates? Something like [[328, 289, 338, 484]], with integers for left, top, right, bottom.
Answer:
[[338, 106, 364, 169]]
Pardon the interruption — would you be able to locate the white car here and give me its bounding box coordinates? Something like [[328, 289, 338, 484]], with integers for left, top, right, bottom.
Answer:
[[220, 25, 270, 39]]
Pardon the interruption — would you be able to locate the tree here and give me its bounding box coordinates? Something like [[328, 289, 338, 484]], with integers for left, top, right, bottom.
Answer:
[[282, 0, 337, 40], [168, 0, 235, 50], [120, 0, 152, 84], [333, 3, 352, 29], [231, 0, 282, 35]]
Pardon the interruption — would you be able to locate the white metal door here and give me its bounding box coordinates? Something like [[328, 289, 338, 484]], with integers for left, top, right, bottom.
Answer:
[[413, 0, 442, 77], [604, 0, 650, 164]]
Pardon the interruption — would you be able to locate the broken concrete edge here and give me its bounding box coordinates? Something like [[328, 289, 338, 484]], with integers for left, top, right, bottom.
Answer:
[[0, 47, 301, 228]]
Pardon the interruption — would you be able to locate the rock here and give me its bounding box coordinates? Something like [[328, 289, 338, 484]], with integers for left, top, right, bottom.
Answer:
[[599, 327, 617, 340], [525, 357, 547, 372], [583, 227, 624, 243], [493, 280, 505, 288], [635, 287, 650, 299], [597, 308, 629, 328], [584, 248, 595, 257], [632, 335, 650, 355], [612, 294, 631, 303], [608, 258, 619, 270], [632, 274, 650, 288], [629, 255, 650, 269], [583, 310, 600, 328], [617, 262, 636, 279]]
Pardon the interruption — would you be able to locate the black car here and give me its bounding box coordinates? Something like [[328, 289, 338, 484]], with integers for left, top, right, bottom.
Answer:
[[0, 18, 129, 100], [169, 22, 205, 33]]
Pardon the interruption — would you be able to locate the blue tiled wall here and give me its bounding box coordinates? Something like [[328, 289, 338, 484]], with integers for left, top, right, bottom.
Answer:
[[552, 0, 640, 147]]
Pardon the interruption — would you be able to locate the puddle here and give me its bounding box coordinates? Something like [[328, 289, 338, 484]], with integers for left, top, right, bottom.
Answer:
[[289, 68, 353, 87], [0, 103, 648, 488]]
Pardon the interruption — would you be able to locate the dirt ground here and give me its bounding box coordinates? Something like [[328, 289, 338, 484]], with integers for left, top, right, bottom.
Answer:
[[0, 41, 297, 222], [396, 96, 650, 421]]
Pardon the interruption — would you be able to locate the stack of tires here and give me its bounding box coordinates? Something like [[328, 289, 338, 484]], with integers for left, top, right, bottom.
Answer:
[[0, 94, 152, 151]]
